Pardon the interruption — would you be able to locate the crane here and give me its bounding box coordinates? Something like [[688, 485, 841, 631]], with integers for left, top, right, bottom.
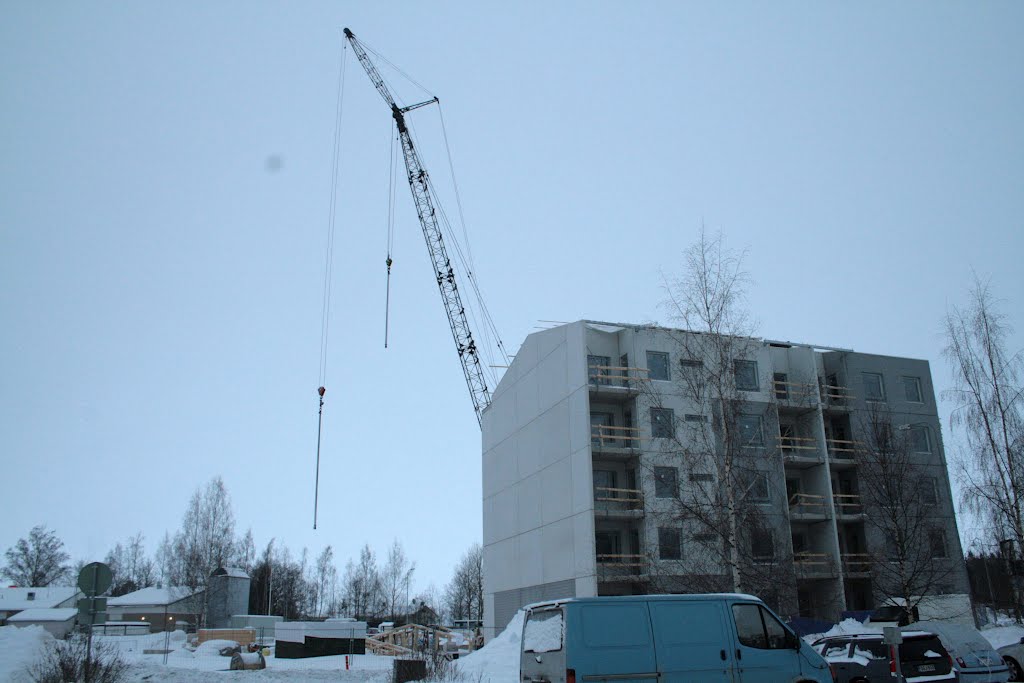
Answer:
[[343, 28, 492, 427]]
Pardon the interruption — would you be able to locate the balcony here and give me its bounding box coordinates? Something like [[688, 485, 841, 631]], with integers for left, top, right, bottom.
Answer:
[[780, 435, 823, 467], [594, 486, 644, 519], [794, 552, 837, 578], [826, 438, 861, 463], [819, 382, 855, 410], [841, 553, 872, 576], [773, 379, 820, 409], [833, 494, 865, 518], [789, 493, 829, 520], [596, 554, 647, 583], [588, 365, 648, 402], [591, 425, 642, 454]]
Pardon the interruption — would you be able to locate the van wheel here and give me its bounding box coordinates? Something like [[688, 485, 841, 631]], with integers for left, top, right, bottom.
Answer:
[[1006, 656, 1023, 682], [849, 678, 869, 683]]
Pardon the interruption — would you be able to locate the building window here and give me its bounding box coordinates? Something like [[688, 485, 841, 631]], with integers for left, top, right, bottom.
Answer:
[[734, 360, 759, 391], [680, 358, 703, 371], [930, 531, 948, 559], [595, 530, 620, 558], [921, 476, 939, 505], [587, 355, 611, 385], [590, 412, 614, 446], [909, 426, 932, 454], [654, 467, 678, 498], [647, 351, 670, 381], [863, 372, 886, 401], [593, 470, 618, 500], [694, 532, 716, 543], [690, 472, 713, 482], [658, 527, 682, 560], [748, 473, 770, 503], [773, 372, 789, 400], [738, 415, 764, 447], [684, 414, 706, 423], [651, 408, 674, 439], [903, 376, 923, 403], [885, 535, 900, 561], [750, 529, 775, 562]]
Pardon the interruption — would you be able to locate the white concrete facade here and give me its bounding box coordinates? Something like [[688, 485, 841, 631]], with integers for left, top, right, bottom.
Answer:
[[481, 320, 968, 638]]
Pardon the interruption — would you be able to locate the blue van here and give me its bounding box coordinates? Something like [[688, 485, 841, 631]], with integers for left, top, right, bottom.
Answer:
[[520, 594, 832, 683]]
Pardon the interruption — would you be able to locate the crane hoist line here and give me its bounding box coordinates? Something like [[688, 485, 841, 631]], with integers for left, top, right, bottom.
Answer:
[[343, 27, 495, 428]]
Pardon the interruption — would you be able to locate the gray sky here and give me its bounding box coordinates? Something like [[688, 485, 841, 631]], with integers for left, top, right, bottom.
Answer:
[[2, 2, 1021, 591]]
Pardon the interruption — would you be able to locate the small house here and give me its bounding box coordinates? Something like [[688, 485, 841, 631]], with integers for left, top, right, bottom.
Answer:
[[8, 608, 78, 638]]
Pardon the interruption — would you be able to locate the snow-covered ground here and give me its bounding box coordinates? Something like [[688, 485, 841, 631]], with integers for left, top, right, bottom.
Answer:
[[0, 614, 523, 683], [5, 610, 1022, 683]]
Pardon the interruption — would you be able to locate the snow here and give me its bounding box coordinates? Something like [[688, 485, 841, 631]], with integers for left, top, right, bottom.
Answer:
[[522, 610, 562, 653], [193, 638, 243, 655], [804, 618, 883, 642], [0, 611, 527, 683], [0, 625, 54, 682], [0, 586, 80, 610], [7, 607, 78, 622], [980, 622, 1024, 649], [108, 586, 198, 606]]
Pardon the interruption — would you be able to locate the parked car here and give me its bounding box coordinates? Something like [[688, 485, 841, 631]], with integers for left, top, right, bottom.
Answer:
[[996, 638, 1024, 681], [903, 622, 1009, 682], [812, 631, 957, 682], [521, 594, 833, 683]]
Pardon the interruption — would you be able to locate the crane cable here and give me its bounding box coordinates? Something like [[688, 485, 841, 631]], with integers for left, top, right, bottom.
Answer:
[[314, 38, 348, 530], [384, 129, 397, 348]]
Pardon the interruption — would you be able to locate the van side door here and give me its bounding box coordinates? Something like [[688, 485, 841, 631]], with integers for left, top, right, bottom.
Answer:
[[568, 602, 658, 683], [650, 599, 736, 682], [729, 602, 805, 683]]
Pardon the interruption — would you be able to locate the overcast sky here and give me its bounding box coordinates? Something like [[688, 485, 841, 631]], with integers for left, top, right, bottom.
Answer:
[[2, 2, 1022, 593]]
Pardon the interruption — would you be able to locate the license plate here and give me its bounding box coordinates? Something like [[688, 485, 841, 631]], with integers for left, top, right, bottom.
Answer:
[[918, 664, 935, 672]]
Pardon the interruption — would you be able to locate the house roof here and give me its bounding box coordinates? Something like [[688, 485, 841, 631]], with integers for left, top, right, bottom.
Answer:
[[0, 586, 80, 611], [107, 586, 200, 607], [8, 608, 78, 622]]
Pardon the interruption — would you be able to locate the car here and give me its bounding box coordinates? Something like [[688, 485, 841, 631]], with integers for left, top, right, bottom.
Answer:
[[905, 622, 1009, 682], [997, 638, 1024, 681], [812, 631, 957, 682]]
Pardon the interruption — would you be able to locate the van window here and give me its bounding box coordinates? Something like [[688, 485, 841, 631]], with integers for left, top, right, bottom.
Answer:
[[581, 604, 650, 648], [523, 609, 563, 653], [732, 604, 793, 650]]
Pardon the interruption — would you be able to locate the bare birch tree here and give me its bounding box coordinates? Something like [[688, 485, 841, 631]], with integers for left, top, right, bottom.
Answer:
[[943, 279, 1024, 551], [857, 404, 955, 621], [380, 540, 415, 621], [637, 228, 794, 606]]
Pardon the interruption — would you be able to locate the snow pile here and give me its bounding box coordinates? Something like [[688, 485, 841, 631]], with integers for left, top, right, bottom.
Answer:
[[0, 625, 55, 682], [456, 610, 524, 682], [192, 638, 240, 656], [981, 623, 1024, 649], [803, 618, 882, 643]]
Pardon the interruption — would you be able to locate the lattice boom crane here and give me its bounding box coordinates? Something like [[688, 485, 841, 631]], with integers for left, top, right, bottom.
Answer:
[[343, 28, 491, 426]]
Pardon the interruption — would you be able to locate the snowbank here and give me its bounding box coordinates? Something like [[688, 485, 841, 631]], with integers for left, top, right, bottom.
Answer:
[[803, 618, 882, 643], [981, 623, 1024, 649], [455, 610, 524, 682], [193, 638, 241, 656], [0, 625, 55, 682]]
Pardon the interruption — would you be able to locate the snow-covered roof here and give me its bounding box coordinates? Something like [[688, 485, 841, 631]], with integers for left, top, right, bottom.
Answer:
[[8, 608, 78, 622], [212, 567, 248, 579], [107, 586, 200, 607], [0, 587, 80, 611]]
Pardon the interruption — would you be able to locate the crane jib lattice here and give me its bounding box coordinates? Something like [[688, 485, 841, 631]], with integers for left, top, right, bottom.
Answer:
[[344, 28, 492, 426]]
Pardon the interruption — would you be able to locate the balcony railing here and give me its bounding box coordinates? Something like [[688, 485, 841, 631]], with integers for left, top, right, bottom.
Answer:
[[596, 554, 646, 581], [819, 382, 855, 406], [773, 380, 819, 403], [591, 425, 642, 449], [594, 486, 644, 511], [833, 493, 864, 516], [588, 365, 650, 390], [841, 553, 872, 574], [788, 493, 828, 516], [794, 552, 835, 577], [779, 435, 819, 456], [826, 438, 861, 459]]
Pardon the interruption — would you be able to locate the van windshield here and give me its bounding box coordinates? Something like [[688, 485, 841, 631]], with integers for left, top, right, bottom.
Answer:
[[524, 609, 563, 653]]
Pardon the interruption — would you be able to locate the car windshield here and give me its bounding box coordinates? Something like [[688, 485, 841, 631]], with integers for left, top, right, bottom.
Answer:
[[901, 636, 947, 662]]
